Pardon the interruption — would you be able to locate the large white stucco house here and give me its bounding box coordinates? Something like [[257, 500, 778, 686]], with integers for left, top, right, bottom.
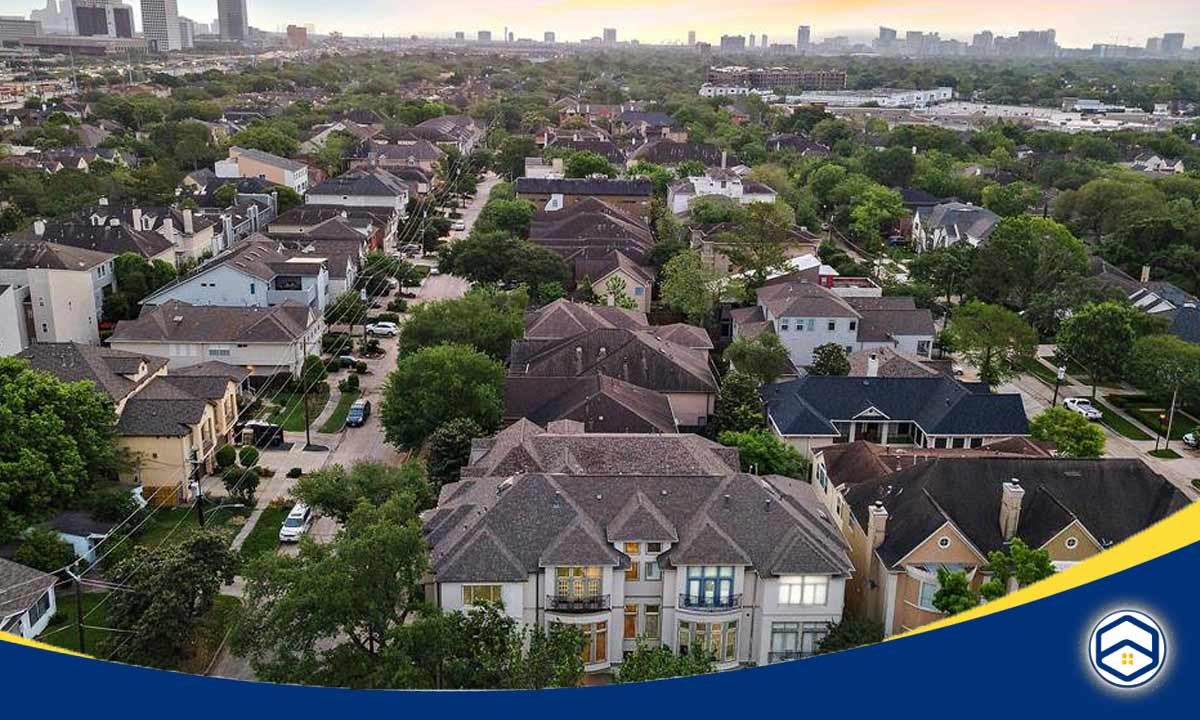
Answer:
[[667, 169, 778, 215], [424, 422, 853, 674], [0, 239, 116, 350]]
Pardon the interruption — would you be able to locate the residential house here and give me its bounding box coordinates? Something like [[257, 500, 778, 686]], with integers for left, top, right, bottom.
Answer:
[[546, 136, 626, 164], [215, 146, 310, 194], [516, 178, 655, 217], [762, 375, 1030, 458], [46, 511, 119, 564], [299, 120, 380, 153], [306, 167, 409, 213], [614, 110, 683, 141], [912, 202, 1000, 252], [524, 157, 565, 179], [1088, 258, 1198, 316], [691, 222, 820, 276], [23, 217, 176, 266], [412, 115, 485, 153], [350, 130, 446, 173], [109, 299, 323, 376], [767, 134, 831, 157], [524, 299, 712, 350], [0, 239, 116, 347], [269, 205, 389, 249], [139, 238, 332, 314], [507, 327, 719, 428], [1128, 152, 1185, 175], [0, 558, 56, 640], [82, 205, 219, 265], [667, 169, 778, 215], [426, 422, 853, 673], [840, 457, 1188, 635], [627, 140, 731, 169]]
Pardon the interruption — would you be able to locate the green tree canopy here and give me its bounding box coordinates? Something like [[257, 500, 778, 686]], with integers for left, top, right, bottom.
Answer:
[[1029, 407, 1105, 458], [293, 461, 433, 524], [381, 344, 504, 450], [718, 429, 810, 478], [724, 334, 792, 384], [426, 418, 483, 490], [972, 217, 1088, 309], [945, 302, 1038, 385], [660, 250, 719, 326], [709, 370, 766, 435], [615, 641, 716, 683], [979, 538, 1056, 601], [398, 289, 526, 361], [809, 343, 851, 376], [1055, 301, 1140, 397]]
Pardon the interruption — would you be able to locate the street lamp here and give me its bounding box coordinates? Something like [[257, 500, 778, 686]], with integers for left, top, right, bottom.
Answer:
[[1159, 413, 1168, 453], [1052, 366, 1066, 407]]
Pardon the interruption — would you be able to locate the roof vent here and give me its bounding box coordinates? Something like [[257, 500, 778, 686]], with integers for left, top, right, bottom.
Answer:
[[660, 489, 668, 496], [172, 315, 184, 323], [595, 494, 603, 500]]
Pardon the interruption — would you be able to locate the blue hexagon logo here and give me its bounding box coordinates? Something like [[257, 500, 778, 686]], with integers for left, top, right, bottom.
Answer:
[[1088, 610, 1166, 688]]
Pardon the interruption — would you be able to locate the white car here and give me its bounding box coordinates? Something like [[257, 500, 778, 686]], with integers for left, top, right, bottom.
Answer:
[[1184, 430, 1198, 450], [451, 220, 466, 231], [366, 321, 399, 337], [1063, 397, 1103, 421], [278, 504, 313, 543]]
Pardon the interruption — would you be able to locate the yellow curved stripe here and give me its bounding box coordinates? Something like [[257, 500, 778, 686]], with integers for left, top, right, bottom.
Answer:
[[893, 499, 1200, 640], [0, 630, 89, 656]]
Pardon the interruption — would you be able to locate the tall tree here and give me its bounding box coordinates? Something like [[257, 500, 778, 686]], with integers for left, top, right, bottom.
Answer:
[[1029, 407, 1105, 458], [293, 461, 433, 523], [809, 343, 851, 376], [910, 244, 976, 306], [1054, 301, 1139, 398], [972, 217, 1088, 309], [945, 302, 1037, 385], [709, 370, 766, 435], [381, 344, 504, 449], [398, 289, 526, 361], [426, 419, 483, 490], [723, 334, 792, 383], [979, 538, 1056, 601], [719, 200, 796, 287], [660, 250, 719, 326], [718, 429, 810, 478]]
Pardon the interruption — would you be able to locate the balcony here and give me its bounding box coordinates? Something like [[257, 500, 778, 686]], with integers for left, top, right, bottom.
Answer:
[[678, 593, 742, 612], [546, 594, 609, 613]]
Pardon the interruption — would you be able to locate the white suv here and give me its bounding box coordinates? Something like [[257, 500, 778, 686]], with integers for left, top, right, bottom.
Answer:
[[366, 321, 399, 337], [278, 504, 313, 543], [1063, 397, 1103, 421]]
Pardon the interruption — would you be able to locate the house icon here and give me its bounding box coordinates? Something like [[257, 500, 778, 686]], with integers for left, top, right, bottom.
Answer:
[[1089, 611, 1166, 688]]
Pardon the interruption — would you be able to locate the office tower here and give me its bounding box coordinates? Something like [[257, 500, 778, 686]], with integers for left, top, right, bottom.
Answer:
[[0, 16, 43, 42], [878, 26, 897, 48], [761, 34, 767, 48], [217, 0, 248, 43], [178, 16, 196, 48], [477, 30, 491, 42], [30, 1, 72, 34], [69, 1, 133, 39], [719, 34, 746, 51], [603, 27, 617, 44], [286, 24, 308, 48], [748, 34, 755, 48], [1146, 37, 1161, 53], [141, 0, 181, 52], [688, 30, 695, 46], [544, 31, 555, 43], [454, 31, 464, 40], [507, 31, 514, 42], [1162, 33, 1185, 54], [973, 30, 994, 50], [797, 25, 810, 48]]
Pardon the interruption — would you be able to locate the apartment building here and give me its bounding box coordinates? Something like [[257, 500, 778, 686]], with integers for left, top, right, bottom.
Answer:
[[0, 239, 115, 348], [426, 422, 853, 673], [216, 146, 310, 194]]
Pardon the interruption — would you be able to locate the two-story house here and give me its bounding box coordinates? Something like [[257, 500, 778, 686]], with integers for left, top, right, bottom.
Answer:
[[83, 205, 219, 265], [912, 202, 1001, 253], [667, 169, 778, 215], [215, 146, 310, 194], [0, 239, 116, 348], [306, 167, 410, 213], [426, 421, 853, 674]]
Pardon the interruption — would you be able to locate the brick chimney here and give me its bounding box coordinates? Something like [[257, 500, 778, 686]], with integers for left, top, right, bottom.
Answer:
[[183, 209, 194, 235], [1000, 479, 1025, 540], [867, 501, 888, 550]]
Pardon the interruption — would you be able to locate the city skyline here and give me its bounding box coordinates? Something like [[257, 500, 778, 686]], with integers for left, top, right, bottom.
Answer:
[[2, 0, 1198, 48]]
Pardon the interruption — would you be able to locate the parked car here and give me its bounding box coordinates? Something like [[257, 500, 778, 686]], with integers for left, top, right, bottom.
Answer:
[[1064, 397, 1103, 421], [278, 504, 313, 543], [346, 399, 372, 428], [1184, 428, 1198, 450], [338, 354, 362, 368], [429, 267, 441, 276], [234, 419, 285, 448], [452, 220, 466, 231], [366, 321, 399, 337]]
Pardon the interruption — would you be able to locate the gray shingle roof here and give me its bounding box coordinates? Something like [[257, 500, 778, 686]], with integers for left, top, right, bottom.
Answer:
[[504, 374, 679, 434], [110, 299, 313, 344], [230, 146, 308, 172], [0, 239, 114, 271], [0, 558, 55, 620], [524, 299, 647, 340], [1168, 305, 1200, 344], [917, 202, 1001, 241], [309, 168, 409, 198], [757, 280, 860, 319], [28, 220, 175, 260], [18, 343, 166, 404], [517, 177, 654, 197]]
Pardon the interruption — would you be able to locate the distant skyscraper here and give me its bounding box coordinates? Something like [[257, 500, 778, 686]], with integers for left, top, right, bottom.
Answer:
[[477, 30, 491, 42], [687, 30, 695, 46], [544, 31, 555, 43], [797, 25, 810, 48], [178, 16, 196, 48], [507, 31, 514, 42], [454, 31, 464, 41], [141, 0, 181, 52], [1162, 33, 1185, 54], [973, 30, 994, 50], [748, 34, 755, 48], [603, 27, 617, 44], [720, 34, 746, 51], [878, 26, 897, 48], [217, 0, 248, 43], [68, 1, 134, 39], [760, 34, 767, 48], [31, 0, 72, 34]]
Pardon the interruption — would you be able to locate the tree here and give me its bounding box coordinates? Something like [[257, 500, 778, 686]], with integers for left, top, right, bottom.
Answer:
[[105, 531, 239, 669], [661, 250, 719, 326], [399, 289, 526, 361], [972, 217, 1088, 309], [849, 185, 906, 251], [709, 370, 766, 435], [426, 419, 483, 490], [475, 198, 535, 238], [564, 150, 616, 178], [293, 461, 433, 523], [616, 641, 716, 683], [494, 136, 539, 180], [381, 344, 504, 450], [809, 343, 851, 376], [864, 146, 917, 188], [298, 354, 328, 394], [272, 185, 304, 213], [910, 244, 976, 306], [232, 123, 299, 157], [14, 526, 74, 573], [602, 275, 638, 310], [0, 358, 118, 541], [979, 538, 1056, 601], [724, 334, 792, 384], [325, 291, 368, 331], [720, 200, 796, 287], [931, 567, 979, 616], [718, 429, 810, 478], [982, 181, 1042, 218], [945, 302, 1037, 385], [1029, 407, 1105, 458], [1055, 302, 1139, 398], [238, 445, 260, 468], [1126, 334, 1200, 444], [234, 495, 430, 687], [222, 466, 260, 504], [815, 617, 885, 654]]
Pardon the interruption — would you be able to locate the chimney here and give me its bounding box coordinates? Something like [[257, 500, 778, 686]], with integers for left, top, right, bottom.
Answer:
[[598, 346, 607, 361], [108, 218, 120, 227], [33, 219, 45, 237], [720, 150, 728, 169], [867, 353, 879, 378], [183, 209, 194, 235], [867, 501, 889, 550], [1140, 265, 1151, 284], [98, 197, 109, 206], [131, 208, 143, 230], [574, 346, 583, 374], [999, 479, 1025, 540]]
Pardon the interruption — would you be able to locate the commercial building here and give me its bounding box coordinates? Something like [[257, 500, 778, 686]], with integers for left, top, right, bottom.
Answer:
[[705, 66, 847, 91], [603, 28, 617, 45], [217, 0, 248, 43], [68, 0, 133, 38], [140, 0, 181, 52], [287, 24, 308, 49], [0, 17, 42, 43]]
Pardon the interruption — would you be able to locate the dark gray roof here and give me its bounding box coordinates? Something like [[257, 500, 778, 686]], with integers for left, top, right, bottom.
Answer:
[[630, 140, 729, 166], [116, 377, 210, 437], [111, 300, 313, 344], [18, 343, 166, 403], [170, 360, 251, 383], [757, 280, 859, 319], [516, 177, 654, 197], [530, 197, 655, 265], [230, 146, 308, 172], [309, 168, 409, 198], [616, 111, 677, 127], [28, 220, 175, 260], [505, 374, 679, 434], [0, 239, 113, 271], [917, 202, 1001, 240], [0, 558, 55, 620], [1168, 304, 1200, 344], [764, 375, 1029, 438], [845, 458, 1190, 568], [47, 511, 117, 537], [428, 470, 852, 582]]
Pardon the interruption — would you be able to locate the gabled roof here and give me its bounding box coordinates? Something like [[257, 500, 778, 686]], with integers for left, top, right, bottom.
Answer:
[[764, 375, 1030, 438], [630, 140, 729, 166], [1167, 304, 1200, 344], [847, 347, 940, 378], [845, 458, 1189, 568], [524, 299, 647, 340], [0, 239, 113, 271], [574, 249, 655, 287], [116, 378, 210, 437], [0, 558, 55, 620], [917, 202, 1001, 241], [309, 168, 409, 198], [757, 279, 860, 319], [18, 343, 166, 403], [607, 491, 679, 543], [110, 300, 313, 345], [170, 360, 251, 383], [229, 146, 307, 172], [19, 221, 173, 260], [505, 373, 679, 434], [516, 177, 654, 197]]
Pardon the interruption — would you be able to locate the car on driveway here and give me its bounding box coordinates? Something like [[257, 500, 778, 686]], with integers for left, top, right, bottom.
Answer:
[[279, 504, 313, 543], [345, 399, 372, 428], [338, 354, 363, 368], [452, 220, 466, 231], [1064, 397, 1103, 421], [366, 321, 399, 337], [1184, 428, 1198, 450]]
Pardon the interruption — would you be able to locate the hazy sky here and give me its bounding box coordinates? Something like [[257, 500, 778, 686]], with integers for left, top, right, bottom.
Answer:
[[5, 0, 1197, 48]]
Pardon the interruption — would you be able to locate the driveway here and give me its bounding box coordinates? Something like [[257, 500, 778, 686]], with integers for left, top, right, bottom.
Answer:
[[447, 171, 501, 243], [413, 273, 472, 303]]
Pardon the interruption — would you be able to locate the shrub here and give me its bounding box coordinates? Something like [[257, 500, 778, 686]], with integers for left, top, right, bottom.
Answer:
[[85, 486, 140, 522], [238, 445, 260, 468], [368, 312, 401, 324], [215, 444, 237, 469], [387, 298, 408, 313], [338, 374, 360, 393], [222, 466, 260, 504], [14, 526, 75, 573], [355, 361, 368, 374], [286, 467, 303, 479], [321, 332, 352, 354], [360, 337, 382, 356]]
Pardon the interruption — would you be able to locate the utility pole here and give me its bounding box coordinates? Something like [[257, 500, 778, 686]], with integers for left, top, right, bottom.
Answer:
[[1163, 385, 1180, 453], [1051, 366, 1066, 407], [65, 564, 85, 654], [191, 479, 206, 526]]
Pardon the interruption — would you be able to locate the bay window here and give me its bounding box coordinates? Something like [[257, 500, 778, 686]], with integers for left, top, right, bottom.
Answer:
[[778, 575, 829, 606]]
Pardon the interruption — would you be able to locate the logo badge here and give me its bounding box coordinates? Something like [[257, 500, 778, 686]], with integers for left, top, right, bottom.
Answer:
[[1088, 610, 1166, 688]]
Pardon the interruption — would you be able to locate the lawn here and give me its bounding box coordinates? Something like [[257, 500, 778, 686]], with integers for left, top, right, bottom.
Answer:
[[1091, 399, 1154, 441], [1148, 449, 1182, 459], [180, 595, 241, 675], [1107, 395, 1200, 440], [239, 505, 291, 562], [137, 505, 251, 550], [1045, 355, 1123, 390], [39, 590, 113, 655], [268, 387, 331, 432], [318, 389, 361, 433], [1020, 357, 1060, 387]]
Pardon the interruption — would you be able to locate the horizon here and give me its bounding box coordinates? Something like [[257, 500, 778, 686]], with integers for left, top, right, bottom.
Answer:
[[2, 0, 1197, 50]]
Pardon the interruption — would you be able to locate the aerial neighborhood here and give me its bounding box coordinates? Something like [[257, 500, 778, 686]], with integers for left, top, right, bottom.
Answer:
[[0, 8, 1198, 691]]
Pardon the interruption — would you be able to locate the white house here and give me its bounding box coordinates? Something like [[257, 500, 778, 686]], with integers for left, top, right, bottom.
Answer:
[[0, 558, 57, 640], [0, 240, 116, 347], [667, 169, 778, 214], [912, 202, 1001, 253]]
